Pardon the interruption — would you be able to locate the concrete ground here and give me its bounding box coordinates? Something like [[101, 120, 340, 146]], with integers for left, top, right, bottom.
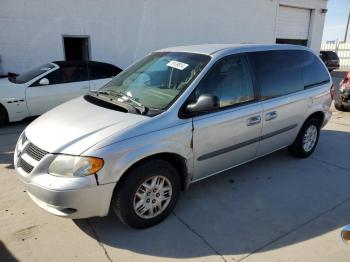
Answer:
[[1, 74, 350, 262]]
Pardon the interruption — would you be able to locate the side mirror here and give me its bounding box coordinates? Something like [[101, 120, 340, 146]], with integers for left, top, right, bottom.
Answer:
[[341, 225, 350, 244], [39, 78, 49, 86], [186, 94, 219, 113]]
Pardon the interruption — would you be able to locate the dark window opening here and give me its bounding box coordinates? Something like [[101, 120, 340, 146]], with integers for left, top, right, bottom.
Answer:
[[276, 39, 308, 47], [250, 50, 304, 100], [63, 36, 90, 61]]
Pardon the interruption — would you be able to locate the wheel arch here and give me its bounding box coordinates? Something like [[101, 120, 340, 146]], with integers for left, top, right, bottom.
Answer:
[[114, 152, 191, 193], [304, 111, 325, 128], [0, 102, 9, 124]]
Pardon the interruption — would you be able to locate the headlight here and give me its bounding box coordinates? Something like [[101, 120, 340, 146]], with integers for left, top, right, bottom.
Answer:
[[48, 155, 104, 178], [340, 86, 346, 93]]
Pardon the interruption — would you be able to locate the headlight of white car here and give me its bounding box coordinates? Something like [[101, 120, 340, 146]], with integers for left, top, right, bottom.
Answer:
[[48, 155, 104, 178]]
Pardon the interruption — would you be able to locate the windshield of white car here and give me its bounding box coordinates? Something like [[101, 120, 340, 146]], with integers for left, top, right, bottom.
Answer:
[[9, 63, 55, 84], [97, 52, 211, 111]]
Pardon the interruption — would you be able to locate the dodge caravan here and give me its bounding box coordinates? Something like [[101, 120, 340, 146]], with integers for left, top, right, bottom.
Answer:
[[14, 44, 332, 228]]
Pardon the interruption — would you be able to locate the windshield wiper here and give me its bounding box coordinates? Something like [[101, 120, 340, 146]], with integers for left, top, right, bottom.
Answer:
[[90, 90, 147, 115], [90, 90, 110, 96], [108, 90, 148, 115]]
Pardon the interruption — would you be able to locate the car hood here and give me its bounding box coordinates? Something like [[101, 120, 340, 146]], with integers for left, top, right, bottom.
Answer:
[[25, 96, 149, 155], [0, 77, 25, 98]]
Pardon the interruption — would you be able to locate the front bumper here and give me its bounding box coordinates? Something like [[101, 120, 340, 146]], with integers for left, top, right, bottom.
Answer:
[[14, 134, 116, 219], [23, 180, 115, 218]]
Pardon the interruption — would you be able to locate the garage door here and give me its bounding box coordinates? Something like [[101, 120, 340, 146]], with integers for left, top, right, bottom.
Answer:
[[277, 6, 311, 41]]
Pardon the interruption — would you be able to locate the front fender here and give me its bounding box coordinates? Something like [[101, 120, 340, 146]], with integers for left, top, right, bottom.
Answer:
[[83, 122, 193, 186]]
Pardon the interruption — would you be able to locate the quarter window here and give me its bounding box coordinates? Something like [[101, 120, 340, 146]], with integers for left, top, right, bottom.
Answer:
[[194, 55, 255, 108], [297, 50, 330, 88], [250, 50, 304, 100]]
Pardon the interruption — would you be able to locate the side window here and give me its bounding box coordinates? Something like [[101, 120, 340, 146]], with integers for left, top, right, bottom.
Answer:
[[61, 66, 88, 83], [89, 65, 120, 80], [194, 55, 255, 108], [30, 68, 63, 86], [297, 51, 330, 88], [45, 69, 63, 85], [250, 50, 304, 99], [31, 66, 89, 86]]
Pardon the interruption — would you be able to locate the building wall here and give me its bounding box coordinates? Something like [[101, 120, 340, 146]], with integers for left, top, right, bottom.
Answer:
[[279, 0, 327, 51], [0, 0, 327, 74]]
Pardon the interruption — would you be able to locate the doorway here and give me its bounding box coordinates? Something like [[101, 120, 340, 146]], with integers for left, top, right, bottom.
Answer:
[[63, 36, 90, 61]]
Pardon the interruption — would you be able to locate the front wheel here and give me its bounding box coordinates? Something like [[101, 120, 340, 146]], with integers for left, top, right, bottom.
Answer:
[[111, 159, 181, 229], [0, 105, 8, 127], [289, 118, 320, 158]]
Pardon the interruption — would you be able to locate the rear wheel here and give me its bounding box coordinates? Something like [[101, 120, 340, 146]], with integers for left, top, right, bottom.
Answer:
[[335, 101, 345, 111], [111, 159, 181, 229], [289, 118, 320, 158], [0, 105, 8, 127]]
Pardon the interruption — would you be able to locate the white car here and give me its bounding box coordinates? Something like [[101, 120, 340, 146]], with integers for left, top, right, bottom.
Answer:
[[0, 61, 122, 126]]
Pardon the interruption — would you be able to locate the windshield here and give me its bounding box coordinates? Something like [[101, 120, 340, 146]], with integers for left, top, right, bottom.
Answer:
[[10, 63, 55, 84], [98, 52, 211, 111]]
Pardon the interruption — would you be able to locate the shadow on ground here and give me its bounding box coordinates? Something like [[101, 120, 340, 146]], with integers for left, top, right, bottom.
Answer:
[[75, 129, 350, 259], [0, 241, 19, 262]]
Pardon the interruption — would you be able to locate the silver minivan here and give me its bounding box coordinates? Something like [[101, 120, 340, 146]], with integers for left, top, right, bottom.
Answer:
[[14, 44, 332, 228]]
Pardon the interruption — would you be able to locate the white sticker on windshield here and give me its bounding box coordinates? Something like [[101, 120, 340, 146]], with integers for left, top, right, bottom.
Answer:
[[166, 60, 189, 70]]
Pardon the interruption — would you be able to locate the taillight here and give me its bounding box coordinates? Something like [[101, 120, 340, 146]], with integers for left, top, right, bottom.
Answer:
[[330, 84, 335, 100]]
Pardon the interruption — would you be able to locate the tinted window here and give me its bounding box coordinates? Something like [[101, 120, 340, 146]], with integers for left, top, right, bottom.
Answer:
[[324, 51, 339, 60], [250, 50, 304, 99], [89, 64, 121, 80], [194, 55, 254, 108], [61, 66, 88, 83], [297, 51, 330, 88], [31, 66, 89, 86]]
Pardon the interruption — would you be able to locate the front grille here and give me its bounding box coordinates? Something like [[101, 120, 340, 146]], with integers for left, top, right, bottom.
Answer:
[[24, 143, 47, 161], [16, 137, 48, 174], [17, 157, 34, 173]]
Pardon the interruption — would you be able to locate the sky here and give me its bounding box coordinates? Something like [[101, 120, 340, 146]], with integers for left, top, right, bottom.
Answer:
[[322, 0, 350, 42]]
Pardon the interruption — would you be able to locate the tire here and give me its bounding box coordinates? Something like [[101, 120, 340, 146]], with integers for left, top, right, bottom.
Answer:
[[111, 159, 181, 229], [0, 105, 8, 127], [288, 118, 320, 158], [335, 102, 344, 111]]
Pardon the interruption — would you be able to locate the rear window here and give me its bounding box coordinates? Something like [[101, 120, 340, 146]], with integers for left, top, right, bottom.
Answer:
[[324, 51, 339, 60], [250, 50, 304, 99], [297, 51, 330, 88]]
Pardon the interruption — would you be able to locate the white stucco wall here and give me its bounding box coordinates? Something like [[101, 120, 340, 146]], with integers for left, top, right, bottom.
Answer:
[[0, 0, 327, 74]]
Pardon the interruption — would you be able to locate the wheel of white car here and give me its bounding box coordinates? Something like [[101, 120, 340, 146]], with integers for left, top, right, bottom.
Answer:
[[0, 104, 8, 127], [289, 118, 320, 158], [111, 159, 181, 229]]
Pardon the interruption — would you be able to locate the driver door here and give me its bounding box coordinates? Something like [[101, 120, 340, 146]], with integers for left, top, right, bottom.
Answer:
[[26, 65, 89, 116], [190, 54, 263, 180]]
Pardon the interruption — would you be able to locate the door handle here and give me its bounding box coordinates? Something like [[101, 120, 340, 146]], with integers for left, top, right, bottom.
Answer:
[[265, 111, 277, 121], [246, 115, 261, 126]]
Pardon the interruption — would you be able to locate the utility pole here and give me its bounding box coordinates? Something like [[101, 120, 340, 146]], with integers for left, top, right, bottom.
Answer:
[[344, 8, 350, 42]]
